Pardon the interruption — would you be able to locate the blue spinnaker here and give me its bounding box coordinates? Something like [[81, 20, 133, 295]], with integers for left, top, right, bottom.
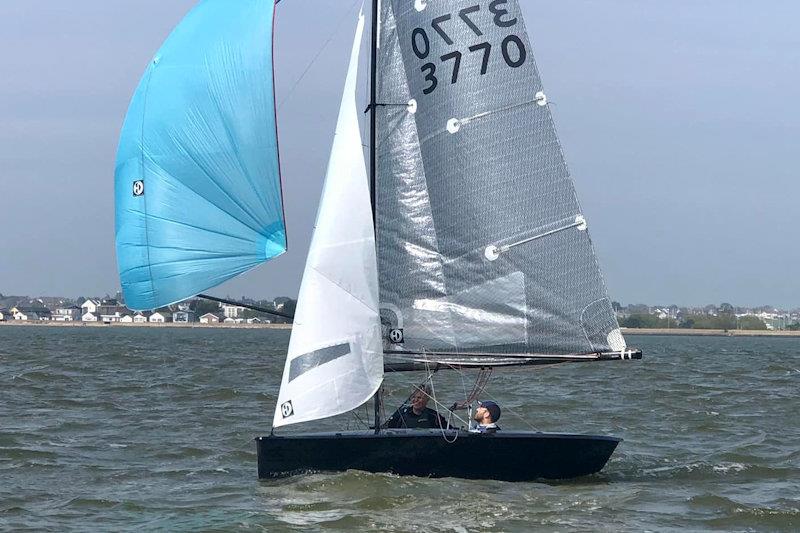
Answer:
[[115, 0, 285, 311]]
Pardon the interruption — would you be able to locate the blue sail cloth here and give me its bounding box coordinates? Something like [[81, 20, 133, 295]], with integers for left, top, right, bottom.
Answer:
[[115, 0, 285, 311]]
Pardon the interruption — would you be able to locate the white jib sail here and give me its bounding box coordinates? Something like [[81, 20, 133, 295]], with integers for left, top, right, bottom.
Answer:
[[273, 11, 382, 428]]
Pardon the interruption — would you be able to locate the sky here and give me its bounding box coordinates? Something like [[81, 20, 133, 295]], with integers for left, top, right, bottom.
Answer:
[[1, 1, 798, 308]]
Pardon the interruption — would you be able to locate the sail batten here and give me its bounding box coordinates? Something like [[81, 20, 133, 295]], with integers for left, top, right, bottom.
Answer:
[[115, 0, 285, 311]]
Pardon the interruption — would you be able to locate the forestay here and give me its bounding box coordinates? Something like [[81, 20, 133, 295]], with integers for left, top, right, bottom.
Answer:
[[115, 0, 286, 311], [375, 0, 626, 356], [273, 12, 383, 428]]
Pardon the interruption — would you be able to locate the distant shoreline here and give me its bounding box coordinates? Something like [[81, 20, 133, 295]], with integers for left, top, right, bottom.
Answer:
[[2, 322, 798, 337], [0, 321, 291, 330], [622, 327, 800, 337]]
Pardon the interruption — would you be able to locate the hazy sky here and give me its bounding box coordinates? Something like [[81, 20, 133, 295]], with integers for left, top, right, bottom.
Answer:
[[1, 1, 798, 308]]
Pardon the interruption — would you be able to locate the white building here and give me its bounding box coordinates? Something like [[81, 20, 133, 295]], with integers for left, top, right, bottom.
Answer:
[[173, 310, 195, 323], [82, 312, 98, 322], [100, 312, 124, 323], [81, 299, 101, 316], [222, 304, 245, 318], [133, 312, 150, 323], [199, 313, 221, 324], [119, 315, 134, 323], [11, 306, 51, 321], [149, 312, 169, 323], [54, 306, 82, 321]]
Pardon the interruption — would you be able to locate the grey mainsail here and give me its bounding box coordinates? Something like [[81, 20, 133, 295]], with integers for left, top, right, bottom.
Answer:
[[375, 0, 625, 356]]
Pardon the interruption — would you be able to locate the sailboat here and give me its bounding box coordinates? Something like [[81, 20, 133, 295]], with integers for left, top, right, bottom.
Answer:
[[115, 0, 641, 482]]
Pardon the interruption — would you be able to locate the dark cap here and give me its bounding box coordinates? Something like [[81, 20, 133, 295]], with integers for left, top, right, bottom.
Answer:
[[478, 400, 501, 422]]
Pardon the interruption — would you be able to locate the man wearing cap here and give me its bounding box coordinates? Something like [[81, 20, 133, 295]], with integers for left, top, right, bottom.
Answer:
[[473, 400, 501, 433]]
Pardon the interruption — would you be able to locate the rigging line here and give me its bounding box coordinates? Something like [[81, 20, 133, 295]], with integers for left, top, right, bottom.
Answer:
[[352, 403, 369, 429], [420, 361, 470, 429], [434, 365, 536, 431], [451, 365, 470, 430], [477, 383, 541, 433], [392, 369, 437, 411], [363, 102, 409, 113], [392, 367, 470, 429], [276, 0, 362, 111], [426, 359, 459, 443]]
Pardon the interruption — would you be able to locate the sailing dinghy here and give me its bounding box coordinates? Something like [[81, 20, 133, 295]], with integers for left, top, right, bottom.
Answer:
[[115, 0, 641, 482]]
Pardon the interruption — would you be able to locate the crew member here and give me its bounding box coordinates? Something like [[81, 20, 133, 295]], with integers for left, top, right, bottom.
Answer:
[[473, 400, 501, 433], [383, 384, 448, 429]]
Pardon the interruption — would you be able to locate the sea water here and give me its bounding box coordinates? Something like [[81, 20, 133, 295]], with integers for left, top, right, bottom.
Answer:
[[1, 326, 798, 531]]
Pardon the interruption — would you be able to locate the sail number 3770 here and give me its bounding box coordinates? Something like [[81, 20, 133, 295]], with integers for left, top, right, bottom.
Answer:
[[411, 0, 526, 95]]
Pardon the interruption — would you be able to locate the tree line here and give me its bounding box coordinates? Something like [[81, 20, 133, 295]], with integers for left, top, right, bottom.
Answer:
[[619, 313, 770, 330]]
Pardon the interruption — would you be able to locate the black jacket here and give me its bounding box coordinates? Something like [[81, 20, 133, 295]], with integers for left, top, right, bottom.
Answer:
[[384, 406, 449, 429]]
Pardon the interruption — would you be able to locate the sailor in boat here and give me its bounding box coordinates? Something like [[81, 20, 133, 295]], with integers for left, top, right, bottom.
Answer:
[[382, 384, 449, 429], [472, 400, 501, 434]]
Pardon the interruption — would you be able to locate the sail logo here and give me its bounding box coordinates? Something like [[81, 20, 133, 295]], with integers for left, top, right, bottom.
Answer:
[[132, 180, 144, 197], [281, 400, 294, 418], [389, 328, 404, 344]]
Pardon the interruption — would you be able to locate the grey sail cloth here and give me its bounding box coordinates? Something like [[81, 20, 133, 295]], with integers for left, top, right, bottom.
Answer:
[[375, 0, 623, 356]]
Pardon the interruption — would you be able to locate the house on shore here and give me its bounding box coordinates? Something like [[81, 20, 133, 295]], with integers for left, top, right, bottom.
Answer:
[[149, 311, 171, 323], [173, 310, 195, 323], [133, 312, 150, 323], [81, 299, 101, 316], [199, 313, 221, 324], [82, 311, 98, 322], [98, 300, 128, 318], [119, 314, 134, 323], [53, 305, 82, 322], [100, 312, 124, 323], [11, 306, 52, 321]]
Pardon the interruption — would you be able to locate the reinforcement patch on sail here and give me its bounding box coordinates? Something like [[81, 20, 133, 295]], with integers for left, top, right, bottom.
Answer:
[[115, 0, 285, 311], [376, 0, 624, 355], [403, 271, 528, 349]]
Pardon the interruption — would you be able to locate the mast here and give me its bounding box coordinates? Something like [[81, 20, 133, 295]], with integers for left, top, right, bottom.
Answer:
[[370, 0, 381, 434], [369, 0, 378, 218]]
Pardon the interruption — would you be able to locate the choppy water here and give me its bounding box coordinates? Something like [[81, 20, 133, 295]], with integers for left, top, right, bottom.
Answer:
[[0, 326, 798, 531]]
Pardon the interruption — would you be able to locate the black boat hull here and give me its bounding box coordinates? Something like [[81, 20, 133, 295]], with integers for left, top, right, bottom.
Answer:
[[256, 430, 620, 481]]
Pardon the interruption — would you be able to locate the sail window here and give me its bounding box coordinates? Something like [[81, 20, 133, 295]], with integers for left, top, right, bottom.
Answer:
[[288, 343, 352, 382]]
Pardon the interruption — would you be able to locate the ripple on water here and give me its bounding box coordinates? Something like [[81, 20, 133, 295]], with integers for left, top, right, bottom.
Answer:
[[1, 329, 799, 531]]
